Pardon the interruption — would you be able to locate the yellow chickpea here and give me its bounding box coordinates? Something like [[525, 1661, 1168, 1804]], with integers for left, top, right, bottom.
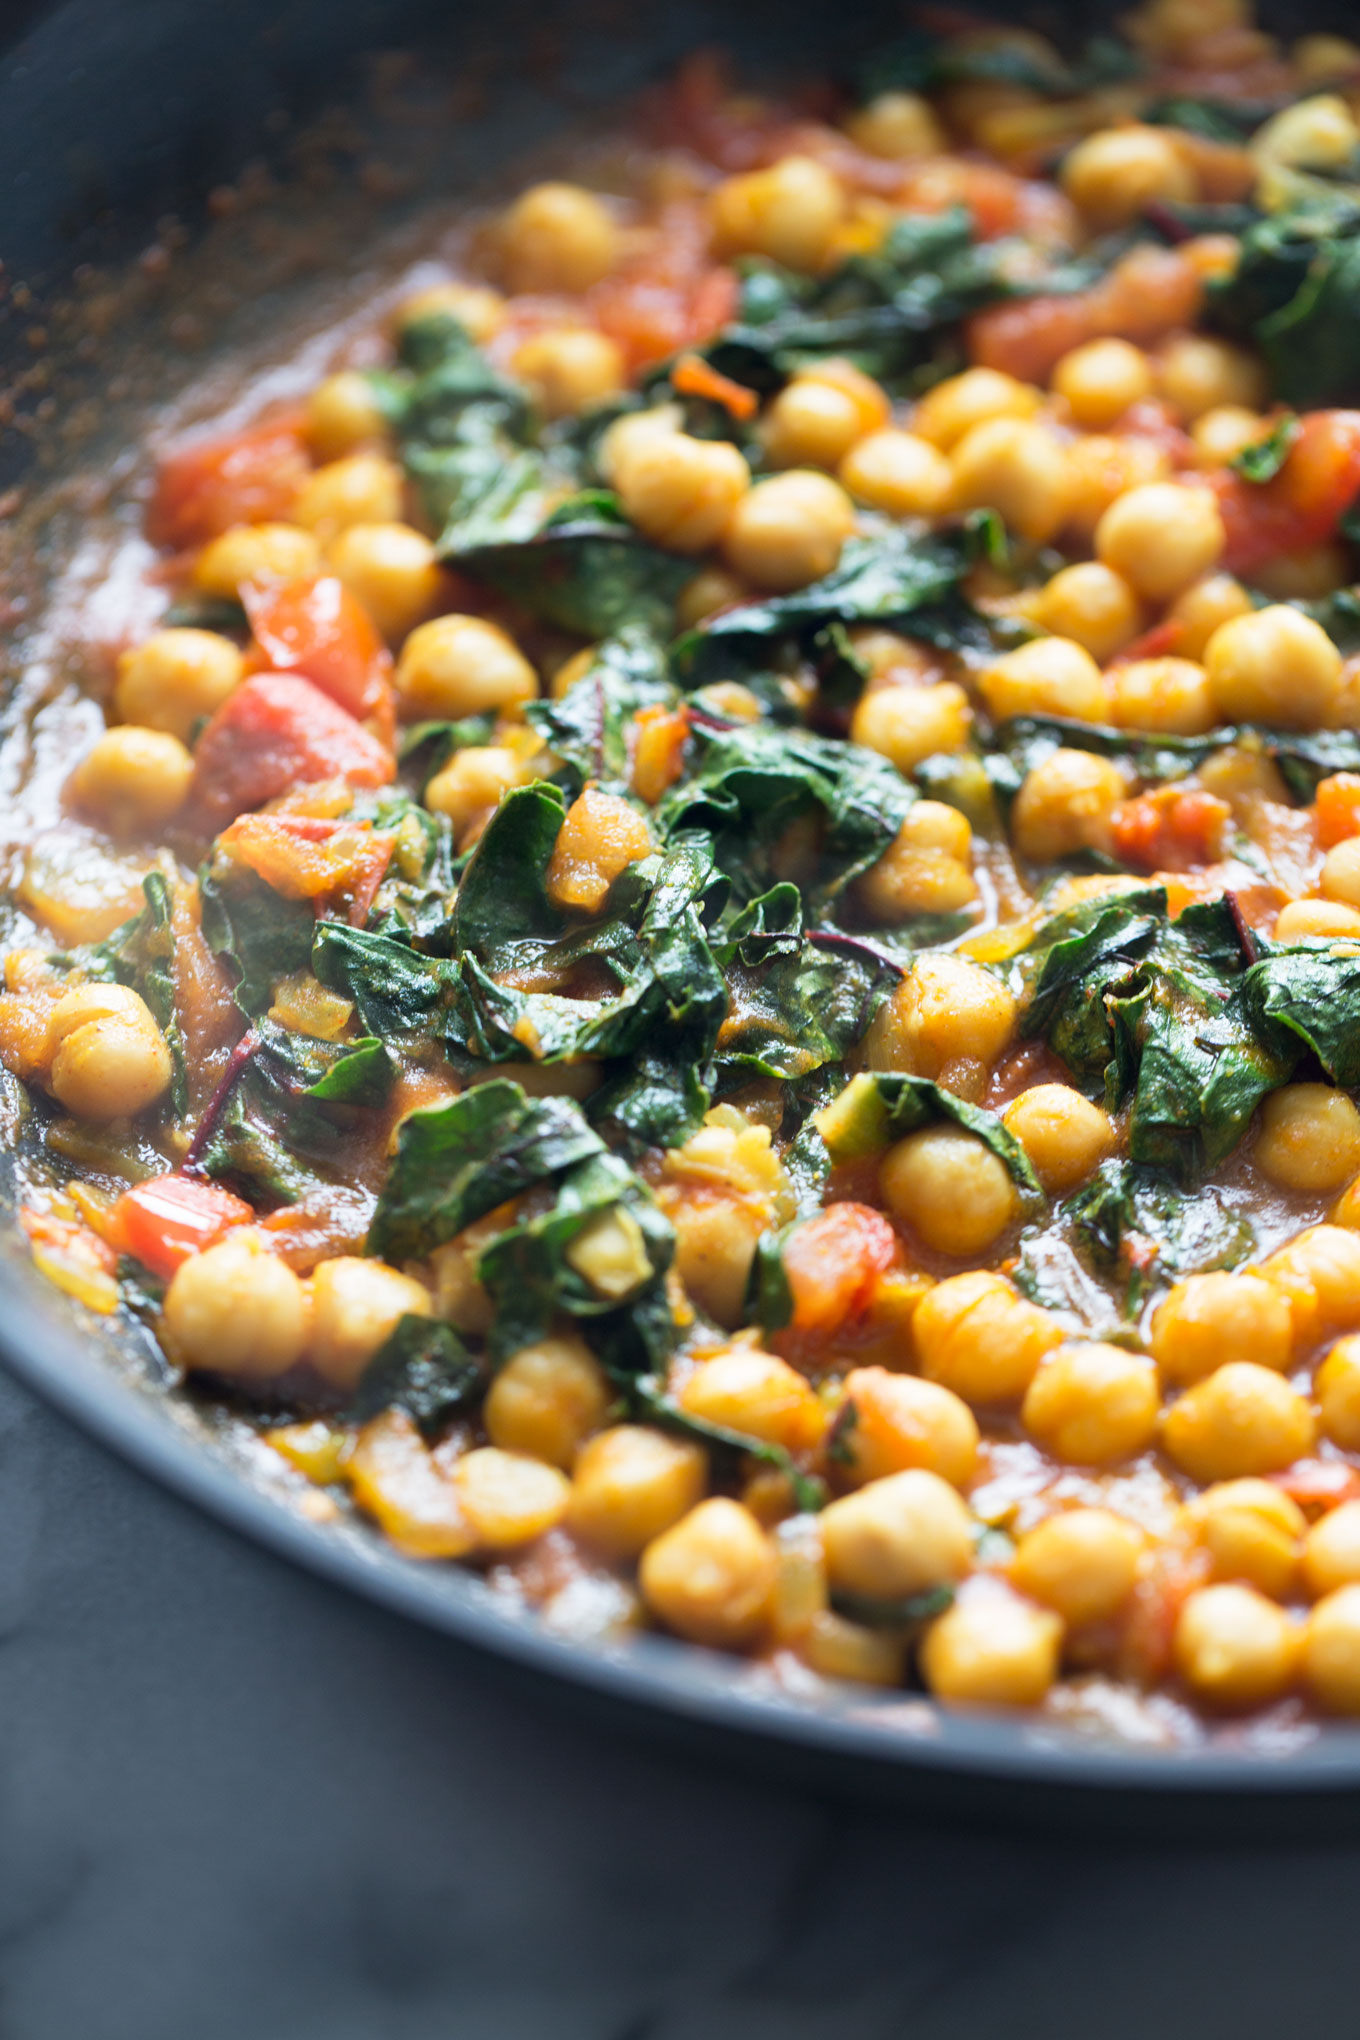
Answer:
[[163, 1235, 311, 1382], [1095, 483, 1225, 604], [308, 1257, 431, 1394], [1316, 1336, 1360, 1450], [453, 1447, 572, 1548], [834, 1365, 978, 1491], [1293, 34, 1360, 81], [639, 1498, 776, 1648], [423, 746, 528, 841], [678, 1347, 827, 1455], [480, 1335, 611, 1469], [69, 727, 193, 837], [863, 952, 1016, 1080], [820, 1468, 973, 1601], [1303, 1584, 1360, 1713], [567, 1425, 707, 1559], [912, 368, 1041, 451], [1001, 1084, 1115, 1194], [304, 369, 389, 460], [1156, 334, 1268, 422], [1255, 1084, 1360, 1194], [913, 1268, 1063, 1405], [500, 181, 620, 294], [1161, 1362, 1316, 1483], [1051, 338, 1154, 429], [193, 523, 321, 599], [856, 805, 978, 923], [1032, 562, 1142, 664], [1063, 433, 1173, 543], [947, 417, 1073, 545], [513, 328, 625, 419], [1257, 542, 1357, 603], [1151, 1270, 1294, 1385], [764, 360, 890, 471], [921, 1580, 1063, 1706], [113, 629, 243, 743], [1205, 604, 1342, 729], [544, 786, 653, 914], [838, 429, 952, 517], [393, 280, 506, 344], [709, 155, 846, 272], [849, 680, 973, 773], [722, 471, 855, 592], [1166, 573, 1253, 659], [1260, 1225, 1360, 1354], [1274, 900, 1360, 940], [616, 431, 750, 554], [1061, 125, 1195, 228], [979, 636, 1107, 724], [674, 563, 748, 628], [1011, 749, 1127, 865], [1302, 1500, 1360, 1599], [1174, 1582, 1299, 1709], [293, 452, 404, 540], [1011, 1508, 1144, 1626], [1107, 657, 1217, 736], [1022, 1341, 1159, 1466], [326, 522, 443, 643], [1186, 1479, 1306, 1600], [395, 615, 537, 720], [1191, 406, 1267, 467], [45, 982, 173, 1121], [879, 1125, 1019, 1258], [844, 90, 946, 159]]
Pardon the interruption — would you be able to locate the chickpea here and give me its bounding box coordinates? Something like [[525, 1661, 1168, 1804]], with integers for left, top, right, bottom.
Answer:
[[1012, 1508, 1144, 1626], [1257, 542, 1351, 604], [838, 429, 952, 517], [879, 1124, 1019, 1258], [1095, 483, 1225, 604], [567, 1425, 706, 1559], [863, 953, 1016, 1080], [1022, 1341, 1159, 1466], [500, 181, 619, 294], [1032, 562, 1142, 664], [912, 368, 1042, 451], [1051, 338, 1154, 429], [544, 786, 653, 914], [849, 680, 972, 773], [678, 1347, 827, 1455], [1316, 1336, 1360, 1449], [844, 90, 945, 160], [513, 328, 625, 419], [1303, 1500, 1360, 1599], [1274, 900, 1360, 940], [423, 746, 528, 841], [835, 1365, 979, 1491], [1151, 1270, 1294, 1385], [163, 1235, 310, 1381], [308, 1256, 432, 1393], [326, 522, 444, 642], [193, 523, 321, 599], [947, 418, 1073, 545], [1011, 749, 1127, 864], [1260, 1225, 1360, 1353], [1161, 1362, 1316, 1483], [1064, 433, 1173, 542], [453, 1447, 572, 1548], [921, 1581, 1063, 1707], [640, 1497, 776, 1648], [913, 1268, 1063, 1405], [616, 432, 750, 555], [1002, 1084, 1115, 1194], [856, 806, 977, 923], [722, 471, 855, 593], [709, 155, 846, 272], [69, 727, 194, 837], [979, 636, 1107, 724], [674, 563, 747, 629], [113, 629, 244, 743], [820, 1468, 973, 1601], [480, 1335, 609, 1470], [394, 280, 506, 345], [764, 360, 889, 472], [598, 405, 682, 489], [1174, 1582, 1299, 1709], [1132, 0, 1250, 55], [1061, 125, 1195, 229], [1303, 1585, 1360, 1713], [1167, 573, 1253, 660], [304, 370, 388, 460], [1294, 34, 1360, 83], [46, 983, 173, 1120], [1187, 1479, 1306, 1600], [293, 452, 404, 540], [1191, 406, 1267, 467], [1255, 1084, 1360, 1194], [1155, 334, 1267, 422], [667, 1189, 768, 1329], [1108, 657, 1217, 737], [395, 615, 537, 720], [1204, 604, 1342, 730]]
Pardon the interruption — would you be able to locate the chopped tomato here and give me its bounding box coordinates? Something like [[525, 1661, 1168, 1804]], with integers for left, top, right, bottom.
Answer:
[[967, 245, 1202, 384], [216, 810, 394, 921], [1209, 410, 1360, 576], [589, 199, 739, 370], [1109, 618, 1186, 666], [147, 415, 310, 549], [191, 673, 395, 829], [112, 1173, 253, 1281], [1118, 1541, 1212, 1687], [670, 352, 758, 422], [241, 576, 396, 745], [1111, 787, 1232, 873], [1271, 1460, 1360, 1512], [781, 1202, 901, 1340], [630, 703, 691, 804], [1316, 772, 1360, 849]]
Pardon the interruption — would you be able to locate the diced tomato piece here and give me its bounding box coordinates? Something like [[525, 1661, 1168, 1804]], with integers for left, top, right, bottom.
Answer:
[[1111, 787, 1232, 873], [1271, 1460, 1360, 1511], [630, 704, 691, 805], [782, 1202, 900, 1340], [670, 351, 757, 422], [147, 416, 310, 549], [1109, 618, 1186, 666], [241, 577, 395, 744], [191, 672, 395, 829], [113, 1173, 253, 1280], [1316, 773, 1360, 849], [1210, 410, 1360, 576], [216, 810, 394, 919], [968, 245, 1202, 384], [1118, 1542, 1212, 1687]]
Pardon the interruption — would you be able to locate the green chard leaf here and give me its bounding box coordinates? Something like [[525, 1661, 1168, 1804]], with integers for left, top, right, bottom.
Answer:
[[1244, 938, 1360, 1086], [814, 1069, 1042, 1196], [1208, 200, 1360, 407], [311, 923, 453, 1039], [348, 1314, 484, 1435], [1020, 1157, 1256, 1316], [195, 1021, 395, 1205], [524, 626, 676, 793], [1231, 412, 1300, 482], [444, 489, 692, 638], [628, 1374, 826, 1513], [199, 866, 314, 1018], [85, 872, 187, 1115]]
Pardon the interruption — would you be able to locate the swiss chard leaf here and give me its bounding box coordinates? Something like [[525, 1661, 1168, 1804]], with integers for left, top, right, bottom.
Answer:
[[311, 923, 452, 1039], [1024, 1157, 1256, 1315], [1209, 201, 1360, 407], [348, 1313, 483, 1436], [1244, 939, 1360, 1086], [195, 1021, 395, 1204], [200, 866, 314, 1018], [524, 627, 676, 794], [1231, 412, 1300, 481], [86, 872, 187, 1115], [813, 1069, 1042, 1196], [859, 29, 1139, 100], [628, 1374, 826, 1513], [445, 493, 692, 639]]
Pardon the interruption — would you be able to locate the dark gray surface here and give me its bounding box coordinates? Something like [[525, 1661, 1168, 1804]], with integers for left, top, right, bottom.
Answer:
[[0, 1366, 1356, 2040]]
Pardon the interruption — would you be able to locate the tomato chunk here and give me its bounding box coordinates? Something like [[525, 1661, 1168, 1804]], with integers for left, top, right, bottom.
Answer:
[[1111, 787, 1231, 873], [241, 577, 395, 743], [191, 672, 395, 828], [782, 1201, 900, 1339], [114, 1174, 253, 1280], [1210, 411, 1360, 576], [148, 416, 310, 549], [1317, 773, 1360, 849]]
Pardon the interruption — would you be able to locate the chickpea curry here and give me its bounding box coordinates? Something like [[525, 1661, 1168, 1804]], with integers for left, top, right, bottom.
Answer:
[[17, 0, 1360, 1745]]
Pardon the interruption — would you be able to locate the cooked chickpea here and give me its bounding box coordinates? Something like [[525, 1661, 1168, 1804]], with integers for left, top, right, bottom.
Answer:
[[567, 1425, 706, 1558], [856, 804, 978, 923], [304, 370, 388, 460], [1174, 1582, 1299, 1709], [849, 680, 972, 773], [1022, 1341, 1159, 1465], [394, 279, 506, 345], [293, 452, 404, 539], [835, 1366, 978, 1491], [1161, 1362, 1316, 1483], [1255, 1084, 1360, 1194], [979, 637, 1107, 724], [193, 523, 321, 599], [1275, 900, 1360, 940], [1002, 1084, 1115, 1194], [1303, 1500, 1360, 1599], [1012, 1508, 1144, 1626], [921, 1581, 1063, 1707], [544, 786, 653, 914], [678, 1347, 827, 1455], [1156, 334, 1267, 421], [639, 1497, 776, 1649], [1052, 338, 1153, 429], [820, 1468, 973, 1600], [864, 953, 1017, 1080], [838, 429, 952, 517], [308, 1256, 432, 1393], [513, 328, 625, 419], [1257, 542, 1351, 603], [46, 982, 173, 1120], [1187, 1479, 1305, 1600], [879, 1124, 1019, 1258], [1032, 562, 1142, 663], [500, 181, 619, 294], [454, 1446, 572, 1548], [616, 432, 750, 554], [69, 726, 194, 837], [395, 615, 537, 720], [948, 418, 1073, 545], [844, 90, 945, 159], [1316, 1336, 1360, 1449], [163, 1235, 310, 1381], [1303, 1584, 1360, 1713], [764, 360, 889, 472], [1260, 1225, 1360, 1353], [1061, 125, 1195, 229], [1191, 405, 1267, 467], [1063, 432, 1173, 542], [423, 745, 528, 840], [326, 522, 444, 642], [667, 1190, 768, 1329], [1011, 749, 1127, 865], [1108, 657, 1217, 737], [1204, 604, 1342, 729], [709, 155, 846, 272], [113, 629, 244, 743], [1167, 573, 1253, 660], [912, 368, 1041, 451], [481, 1336, 611, 1469], [722, 471, 855, 593], [913, 1268, 1063, 1405], [1095, 483, 1225, 604], [1151, 1270, 1293, 1385]]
